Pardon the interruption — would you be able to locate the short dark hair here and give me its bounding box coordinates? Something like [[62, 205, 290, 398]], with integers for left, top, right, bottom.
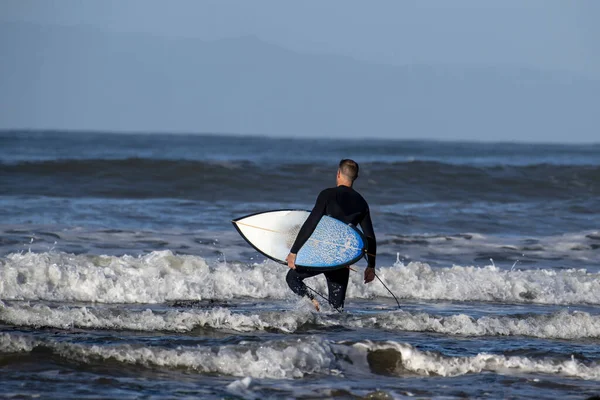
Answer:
[[339, 159, 359, 181]]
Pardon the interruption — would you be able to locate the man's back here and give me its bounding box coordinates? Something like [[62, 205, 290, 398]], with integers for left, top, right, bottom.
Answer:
[[319, 185, 369, 226], [290, 185, 376, 268]]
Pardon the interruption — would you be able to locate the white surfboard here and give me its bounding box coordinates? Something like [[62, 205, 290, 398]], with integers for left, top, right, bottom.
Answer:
[[232, 210, 366, 269]]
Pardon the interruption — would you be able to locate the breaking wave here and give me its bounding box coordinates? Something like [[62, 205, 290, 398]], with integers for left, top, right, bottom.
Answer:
[[1, 302, 600, 340], [1, 251, 600, 305], [1, 333, 598, 380]]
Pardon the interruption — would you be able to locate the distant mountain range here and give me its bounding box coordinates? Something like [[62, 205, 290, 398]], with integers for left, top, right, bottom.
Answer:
[[1, 21, 598, 141]]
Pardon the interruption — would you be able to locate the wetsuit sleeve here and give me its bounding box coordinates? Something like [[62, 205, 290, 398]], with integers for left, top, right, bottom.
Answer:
[[360, 208, 377, 268], [290, 190, 328, 254]]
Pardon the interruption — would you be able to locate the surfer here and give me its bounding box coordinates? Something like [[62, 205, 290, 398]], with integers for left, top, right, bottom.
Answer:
[[286, 159, 376, 310]]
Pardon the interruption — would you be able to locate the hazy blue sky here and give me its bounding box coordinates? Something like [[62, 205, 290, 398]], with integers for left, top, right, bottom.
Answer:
[[1, 0, 599, 141], [3, 0, 599, 77]]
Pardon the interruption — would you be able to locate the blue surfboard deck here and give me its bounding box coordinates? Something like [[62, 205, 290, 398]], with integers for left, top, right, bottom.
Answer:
[[232, 210, 366, 269]]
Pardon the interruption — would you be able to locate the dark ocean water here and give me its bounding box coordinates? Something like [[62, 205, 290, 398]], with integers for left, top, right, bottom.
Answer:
[[1, 131, 600, 399]]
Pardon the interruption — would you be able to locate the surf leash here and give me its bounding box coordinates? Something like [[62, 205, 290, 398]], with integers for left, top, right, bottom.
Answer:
[[374, 272, 401, 309], [362, 252, 401, 309], [304, 283, 343, 313]]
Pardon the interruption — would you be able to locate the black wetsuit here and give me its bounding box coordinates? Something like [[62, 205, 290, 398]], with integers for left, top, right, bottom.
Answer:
[[286, 185, 376, 309]]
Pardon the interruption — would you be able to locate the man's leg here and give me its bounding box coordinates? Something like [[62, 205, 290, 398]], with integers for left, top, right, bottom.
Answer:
[[286, 267, 321, 300], [324, 267, 350, 309]]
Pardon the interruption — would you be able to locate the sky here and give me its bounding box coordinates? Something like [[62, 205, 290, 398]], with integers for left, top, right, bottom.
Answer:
[[2, 0, 599, 77], [1, 0, 599, 142]]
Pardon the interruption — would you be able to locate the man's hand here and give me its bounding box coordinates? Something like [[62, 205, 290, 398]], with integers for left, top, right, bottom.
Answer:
[[364, 266, 375, 283], [286, 253, 297, 269]]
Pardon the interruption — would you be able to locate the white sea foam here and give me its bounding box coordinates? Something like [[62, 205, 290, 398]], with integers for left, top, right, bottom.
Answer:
[[348, 341, 600, 380], [341, 309, 600, 339], [346, 260, 600, 305], [2, 332, 599, 381], [1, 251, 600, 305], [2, 302, 599, 340], [0, 250, 287, 303], [0, 302, 317, 333], [0, 331, 35, 353], [226, 377, 257, 400], [0, 303, 255, 332], [0, 333, 335, 379]]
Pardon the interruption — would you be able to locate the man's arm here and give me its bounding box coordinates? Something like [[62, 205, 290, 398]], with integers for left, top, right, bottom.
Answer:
[[360, 208, 376, 283], [290, 190, 328, 254], [287, 190, 328, 268]]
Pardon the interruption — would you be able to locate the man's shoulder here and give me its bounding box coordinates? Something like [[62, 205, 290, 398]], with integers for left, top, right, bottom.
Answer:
[[350, 188, 370, 209], [334, 186, 370, 207], [319, 187, 337, 196]]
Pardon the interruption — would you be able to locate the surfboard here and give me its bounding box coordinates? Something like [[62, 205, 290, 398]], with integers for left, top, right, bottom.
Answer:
[[232, 210, 366, 269]]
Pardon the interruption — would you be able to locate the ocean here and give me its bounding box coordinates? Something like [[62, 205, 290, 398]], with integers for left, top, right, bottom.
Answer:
[[1, 130, 600, 399]]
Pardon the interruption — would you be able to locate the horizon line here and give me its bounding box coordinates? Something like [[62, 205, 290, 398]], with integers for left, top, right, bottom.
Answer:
[[1, 128, 598, 146]]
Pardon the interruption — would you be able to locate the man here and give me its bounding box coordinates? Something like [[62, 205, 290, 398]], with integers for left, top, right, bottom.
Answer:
[[285, 159, 376, 311]]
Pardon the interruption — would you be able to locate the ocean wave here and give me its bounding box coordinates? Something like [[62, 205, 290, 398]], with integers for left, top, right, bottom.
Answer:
[[348, 340, 600, 380], [1, 333, 598, 380], [2, 251, 600, 305], [0, 303, 295, 333], [1, 302, 600, 340], [343, 309, 600, 339], [0, 333, 336, 379], [351, 260, 600, 305], [2, 158, 600, 201]]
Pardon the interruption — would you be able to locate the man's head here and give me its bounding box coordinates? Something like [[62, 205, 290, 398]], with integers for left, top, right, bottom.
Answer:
[[337, 159, 359, 186]]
